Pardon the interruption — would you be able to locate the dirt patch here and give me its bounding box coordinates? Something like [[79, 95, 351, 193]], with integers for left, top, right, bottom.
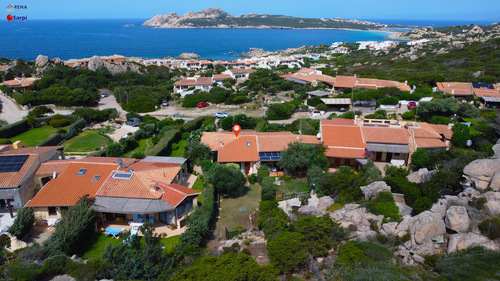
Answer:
[[244, 242, 269, 265]]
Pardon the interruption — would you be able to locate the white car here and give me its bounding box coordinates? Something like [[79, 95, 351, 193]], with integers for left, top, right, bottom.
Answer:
[[101, 93, 109, 98], [214, 111, 230, 118], [162, 100, 169, 106]]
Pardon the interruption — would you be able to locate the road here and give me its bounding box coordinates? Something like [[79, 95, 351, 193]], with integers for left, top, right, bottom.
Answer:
[[97, 91, 127, 118], [0, 92, 28, 124]]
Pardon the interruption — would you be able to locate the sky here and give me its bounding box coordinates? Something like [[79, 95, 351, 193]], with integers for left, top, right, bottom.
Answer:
[[10, 0, 500, 21]]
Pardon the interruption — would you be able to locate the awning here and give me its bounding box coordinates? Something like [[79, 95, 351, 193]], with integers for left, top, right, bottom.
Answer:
[[0, 188, 16, 200], [356, 159, 369, 165], [366, 143, 411, 153], [93, 197, 174, 214], [321, 98, 351, 105], [481, 96, 500, 103]]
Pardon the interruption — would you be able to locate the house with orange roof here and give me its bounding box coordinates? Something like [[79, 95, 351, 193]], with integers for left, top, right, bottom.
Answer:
[[200, 131, 321, 175], [1, 77, 39, 92], [26, 156, 199, 235], [212, 74, 233, 85], [173, 77, 213, 94], [0, 143, 65, 217]]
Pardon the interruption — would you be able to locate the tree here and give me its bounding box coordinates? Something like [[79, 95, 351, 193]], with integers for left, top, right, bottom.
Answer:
[[29, 106, 53, 117], [307, 165, 324, 190], [365, 191, 402, 222], [361, 160, 382, 184], [267, 232, 308, 273], [206, 164, 246, 196], [106, 143, 124, 157], [278, 142, 328, 177], [8, 207, 34, 239], [451, 123, 471, 148], [294, 215, 344, 257], [43, 196, 96, 256], [183, 141, 213, 169], [220, 116, 233, 131], [458, 102, 480, 118]]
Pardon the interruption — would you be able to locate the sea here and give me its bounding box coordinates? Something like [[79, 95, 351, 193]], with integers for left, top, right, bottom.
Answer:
[[1, 18, 497, 61]]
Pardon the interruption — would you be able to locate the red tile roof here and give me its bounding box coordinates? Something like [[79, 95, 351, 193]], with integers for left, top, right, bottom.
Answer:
[[160, 183, 201, 207], [321, 121, 366, 148], [27, 163, 118, 207], [415, 138, 449, 149], [229, 69, 256, 74], [362, 127, 409, 144], [218, 136, 259, 162], [96, 171, 162, 199], [429, 124, 453, 140], [325, 147, 365, 159], [436, 82, 474, 96], [213, 74, 232, 80]]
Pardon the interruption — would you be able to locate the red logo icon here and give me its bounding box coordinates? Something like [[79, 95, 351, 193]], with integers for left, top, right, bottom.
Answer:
[[7, 14, 13, 21], [232, 124, 241, 139]]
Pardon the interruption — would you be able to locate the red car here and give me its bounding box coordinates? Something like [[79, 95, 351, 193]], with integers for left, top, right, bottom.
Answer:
[[197, 102, 209, 108], [407, 102, 417, 109]]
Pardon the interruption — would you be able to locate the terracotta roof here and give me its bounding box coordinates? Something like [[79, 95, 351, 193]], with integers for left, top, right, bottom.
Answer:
[[0, 155, 38, 188], [334, 75, 357, 88], [474, 90, 500, 97], [36, 161, 71, 175], [325, 147, 365, 159], [196, 77, 213, 85], [160, 183, 201, 208], [174, 79, 197, 86], [96, 171, 162, 199], [213, 74, 232, 80], [415, 138, 448, 149], [257, 134, 320, 152], [429, 124, 453, 139], [0, 146, 62, 155], [322, 125, 366, 148], [362, 127, 409, 144], [412, 122, 442, 139], [229, 69, 256, 74], [321, 119, 355, 126], [218, 136, 259, 163], [0, 65, 8, 71], [298, 68, 316, 74], [436, 82, 474, 96], [27, 163, 117, 207], [125, 162, 181, 186]]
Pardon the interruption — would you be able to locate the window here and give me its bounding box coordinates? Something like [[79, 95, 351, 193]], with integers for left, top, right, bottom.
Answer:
[[394, 153, 400, 156], [177, 205, 185, 217], [48, 207, 57, 216], [76, 168, 87, 176], [92, 175, 101, 182], [186, 201, 193, 212], [113, 173, 133, 179]]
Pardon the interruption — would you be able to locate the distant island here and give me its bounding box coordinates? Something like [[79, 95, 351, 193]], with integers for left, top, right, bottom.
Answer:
[[143, 7, 401, 30]]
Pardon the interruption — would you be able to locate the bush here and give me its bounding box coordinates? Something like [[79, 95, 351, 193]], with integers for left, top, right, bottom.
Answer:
[[413, 197, 433, 214], [385, 177, 421, 207], [257, 165, 270, 182], [0, 138, 12, 144], [41, 255, 70, 276], [7, 261, 41, 281], [147, 129, 181, 156], [478, 217, 500, 240], [401, 110, 415, 120], [130, 151, 145, 159], [365, 191, 402, 222], [199, 159, 214, 175], [316, 103, 327, 111], [63, 118, 86, 140], [220, 116, 233, 131], [434, 246, 500, 280], [267, 102, 296, 120], [0, 119, 28, 138], [451, 123, 471, 148], [106, 143, 124, 157], [267, 231, 308, 273], [206, 164, 246, 197], [50, 114, 71, 128], [7, 207, 34, 239], [247, 174, 256, 184], [38, 133, 64, 146]]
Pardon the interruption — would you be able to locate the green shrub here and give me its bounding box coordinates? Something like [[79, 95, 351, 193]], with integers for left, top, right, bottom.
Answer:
[[206, 164, 246, 197], [0, 119, 28, 138], [365, 192, 402, 222], [106, 143, 124, 157], [337, 241, 367, 267], [227, 226, 246, 239], [0, 138, 12, 144], [430, 115, 451, 124], [7, 207, 34, 239], [38, 133, 64, 146], [199, 159, 214, 175], [326, 203, 344, 212], [130, 151, 145, 159], [220, 116, 233, 131], [413, 197, 433, 214], [401, 110, 415, 120], [147, 129, 181, 156], [470, 197, 487, 211], [41, 255, 70, 276], [257, 165, 270, 183], [385, 177, 421, 206], [451, 123, 471, 148], [49, 115, 71, 128], [478, 217, 500, 240], [267, 231, 308, 273], [435, 246, 500, 281], [7, 261, 41, 281], [247, 174, 256, 184], [65, 258, 107, 281], [316, 103, 327, 111], [267, 102, 297, 120]]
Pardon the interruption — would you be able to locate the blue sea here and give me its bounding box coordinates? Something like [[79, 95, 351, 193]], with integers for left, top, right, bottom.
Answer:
[[1, 18, 496, 61]]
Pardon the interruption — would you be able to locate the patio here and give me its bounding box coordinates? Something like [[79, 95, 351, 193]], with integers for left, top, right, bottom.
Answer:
[[101, 220, 186, 237]]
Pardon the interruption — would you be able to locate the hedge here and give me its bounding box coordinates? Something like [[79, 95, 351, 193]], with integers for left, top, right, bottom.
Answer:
[[63, 119, 86, 140], [0, 119, 28, 138], [38, 133, 64, 146], [181, 116, 208, 133], [146, 129, 181, 156]]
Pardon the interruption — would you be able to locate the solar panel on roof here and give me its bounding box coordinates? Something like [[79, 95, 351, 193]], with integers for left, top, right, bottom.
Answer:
[[0, 155, 29, 173]]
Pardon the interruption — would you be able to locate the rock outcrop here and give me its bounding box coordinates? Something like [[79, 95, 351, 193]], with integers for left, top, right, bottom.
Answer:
[[175, 53, 201, 60], [360, 181, 391, 200], [406, 168, 436, 184], [143, 8, 233, 28], [86, 56, 142, 74], [463, 159, 500, 191], [329, 204, 384, 240], [444, 206, 470, 233], [34, 54, 64, 75], [447, 233, 497, 253]]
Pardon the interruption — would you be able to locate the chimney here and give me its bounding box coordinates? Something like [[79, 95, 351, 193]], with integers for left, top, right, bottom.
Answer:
[[354, 74, 357, 78], [53, 171, 57, 179], [13, 141, 24, 149], [404, 80, 408, 85]]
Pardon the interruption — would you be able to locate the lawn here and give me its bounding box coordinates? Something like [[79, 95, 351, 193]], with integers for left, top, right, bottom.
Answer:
[[170, 139, 186, 157], [62, 130, 113, 152], [80, 233, 180, 260], [10, 125, 56, 147], [218, 184, 261, 230], [275, 178, 309, 195], [192, 178, 204, 204], [123, 138, 151, 157]]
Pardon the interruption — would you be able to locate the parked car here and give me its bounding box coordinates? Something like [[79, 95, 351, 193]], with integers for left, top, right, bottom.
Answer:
[[197, 102, 209, 108], [407, 102, 417, 109], [214, 111, 230, 118], [162, 100, 169, 106], [101, 92, 109, 98], [339, 107, 347, 112], [125, 118, 141, 127]]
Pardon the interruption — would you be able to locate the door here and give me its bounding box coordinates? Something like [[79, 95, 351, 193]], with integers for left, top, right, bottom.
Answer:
[[245, 162, 250, 175], [386, 152, 393, 162], [375, 152, 382, 161]]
